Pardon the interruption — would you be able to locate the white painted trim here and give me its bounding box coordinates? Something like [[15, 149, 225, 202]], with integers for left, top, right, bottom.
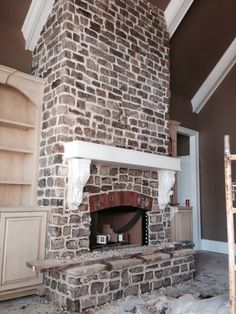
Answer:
[[177, 126, 201, 250], [21, 0, 54, 51], [201, 239, 233, 255], [165, 0, 194, 38], [64, 140, 181, 172], [192, 38, 236, 113]]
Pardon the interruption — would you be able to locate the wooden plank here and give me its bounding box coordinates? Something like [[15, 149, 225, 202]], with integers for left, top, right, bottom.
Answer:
[[224, 135, 236, 314], [26, 248, 169, 273]]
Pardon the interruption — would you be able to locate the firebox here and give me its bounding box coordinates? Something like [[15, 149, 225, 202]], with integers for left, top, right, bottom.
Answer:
[[90, 206, 148, 250]]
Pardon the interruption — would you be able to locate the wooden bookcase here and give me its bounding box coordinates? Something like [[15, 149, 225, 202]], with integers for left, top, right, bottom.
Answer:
[[0, 66, 43, 208], [0, 65, 48, 300]]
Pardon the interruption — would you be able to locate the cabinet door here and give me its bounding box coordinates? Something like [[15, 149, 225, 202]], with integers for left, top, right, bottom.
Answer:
[[171, 209, 192, 241], [176, 211, 192, 241], [0, 211, 47, 291]]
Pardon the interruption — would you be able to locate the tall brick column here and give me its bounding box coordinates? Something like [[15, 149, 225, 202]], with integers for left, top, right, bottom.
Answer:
[[33, 0, 170, 258]]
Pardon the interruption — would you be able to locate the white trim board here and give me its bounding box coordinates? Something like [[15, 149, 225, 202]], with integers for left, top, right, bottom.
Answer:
[[22, 0, 54, 51], [192, 37, 236, 114], [177, 126, 201, 250], [165, 0, 194, 38], [201, 239, 234, 255]]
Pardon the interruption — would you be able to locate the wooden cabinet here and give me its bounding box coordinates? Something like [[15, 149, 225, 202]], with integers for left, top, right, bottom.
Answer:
[[0, 65, 47, 300], [0, 75, 41, 207], [171, 207, 193, 242], [0, 209, 48, 300]]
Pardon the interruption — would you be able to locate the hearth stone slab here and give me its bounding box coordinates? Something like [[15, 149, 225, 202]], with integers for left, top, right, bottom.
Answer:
[[65, 264, 107, 277], [142, 252, 170, 262], [45, 249, 195, 312]]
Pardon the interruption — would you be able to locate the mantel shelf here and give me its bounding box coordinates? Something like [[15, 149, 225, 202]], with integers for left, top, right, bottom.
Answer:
[[0, 118, 35, 130], [64, 140, 181, 172]]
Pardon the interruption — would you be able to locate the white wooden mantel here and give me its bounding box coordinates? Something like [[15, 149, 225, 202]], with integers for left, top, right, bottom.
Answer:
[[64, 141, 181, 171], [64, 141, 181, 209]]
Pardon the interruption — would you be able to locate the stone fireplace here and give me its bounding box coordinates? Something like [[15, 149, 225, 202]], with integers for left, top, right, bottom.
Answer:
[[62, 140, 179, 253], [29, 0, 196, 311], [33, 0, 175, 259]]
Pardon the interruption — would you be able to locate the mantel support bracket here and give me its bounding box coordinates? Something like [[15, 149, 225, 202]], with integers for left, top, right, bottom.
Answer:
[[67, 158, 91, 208]]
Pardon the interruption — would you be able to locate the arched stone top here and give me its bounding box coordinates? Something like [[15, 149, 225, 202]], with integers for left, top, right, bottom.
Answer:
[[89, 191, 153, 213]]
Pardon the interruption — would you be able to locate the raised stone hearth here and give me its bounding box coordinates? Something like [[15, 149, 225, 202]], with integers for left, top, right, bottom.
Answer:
[[44, 247, 195, 312]]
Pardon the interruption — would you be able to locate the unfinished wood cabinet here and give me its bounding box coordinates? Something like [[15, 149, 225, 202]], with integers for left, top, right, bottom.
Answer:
[[171, 207, 193, 242], [0, 65, 47, 300], [0, 65, 44, 208], [0, 209, 48, 300]]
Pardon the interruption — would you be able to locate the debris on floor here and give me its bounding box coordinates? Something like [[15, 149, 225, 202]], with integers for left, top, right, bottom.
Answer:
[[0, 251, 230, 314]]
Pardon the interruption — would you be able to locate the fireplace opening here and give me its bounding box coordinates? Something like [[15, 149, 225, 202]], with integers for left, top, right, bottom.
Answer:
[[90, 206, 148, 250]]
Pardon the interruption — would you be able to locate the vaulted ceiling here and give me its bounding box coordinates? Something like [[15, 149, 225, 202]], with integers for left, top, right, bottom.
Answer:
[[0, 0, 235, 108], [170, 0, 236, 100]]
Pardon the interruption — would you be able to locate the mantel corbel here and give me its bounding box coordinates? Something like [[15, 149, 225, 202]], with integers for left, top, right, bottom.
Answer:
[[66, 158, 91, 208], [158, 170, 176, 209]]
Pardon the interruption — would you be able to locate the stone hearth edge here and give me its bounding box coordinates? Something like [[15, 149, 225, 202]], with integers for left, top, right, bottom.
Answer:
[[44, 248, 195, 312]]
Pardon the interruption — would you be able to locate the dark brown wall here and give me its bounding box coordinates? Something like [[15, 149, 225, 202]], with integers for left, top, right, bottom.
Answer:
[[147, 0, 170, 11], [198, 65, 236, 241], [0, 22, 32, 73], [170, 0, 236, 99], [170, 93, 198, 130], [177, 134, 189, 156], [171, 67, 236, 242]]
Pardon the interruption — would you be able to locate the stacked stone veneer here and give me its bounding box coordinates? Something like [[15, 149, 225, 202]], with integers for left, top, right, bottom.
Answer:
[[45, 249, 195, 312], [33, 0, 170, 258]]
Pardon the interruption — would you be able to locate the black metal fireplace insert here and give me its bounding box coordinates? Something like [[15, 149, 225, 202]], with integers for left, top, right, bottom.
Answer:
[[90, 206, 148, 250]]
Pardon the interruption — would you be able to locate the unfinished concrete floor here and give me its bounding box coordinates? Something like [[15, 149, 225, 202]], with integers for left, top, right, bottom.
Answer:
[[0, 251, 230, 313]]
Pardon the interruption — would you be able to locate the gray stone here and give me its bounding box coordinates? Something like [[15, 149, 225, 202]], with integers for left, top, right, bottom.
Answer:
[[109, 280, 120, 290], [91, 282, 104, 294], [98, 293, 112, 305], [81, 297, 96, 310], [124, 285, 139, 297], [70, 285, 89, 299]]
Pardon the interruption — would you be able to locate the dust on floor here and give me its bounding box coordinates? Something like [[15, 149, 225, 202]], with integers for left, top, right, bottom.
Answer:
[[0, 251, 230, 314]]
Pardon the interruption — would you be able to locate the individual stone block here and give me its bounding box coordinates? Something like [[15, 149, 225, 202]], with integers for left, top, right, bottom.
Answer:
[[91, 282, 104, 294], [124, 285, 139, 297], [65, 264, 106, 277], [70, 285, 89, 299]]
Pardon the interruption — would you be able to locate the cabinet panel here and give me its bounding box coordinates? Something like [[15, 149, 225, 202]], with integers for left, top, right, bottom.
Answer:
[[0, 211, 47, 291], [171, 208, 192, 242], [0, 151, 33, 182], [0, 85, 37, 126], [0, 126, 35, 152], [0, 185, 32, 207]]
